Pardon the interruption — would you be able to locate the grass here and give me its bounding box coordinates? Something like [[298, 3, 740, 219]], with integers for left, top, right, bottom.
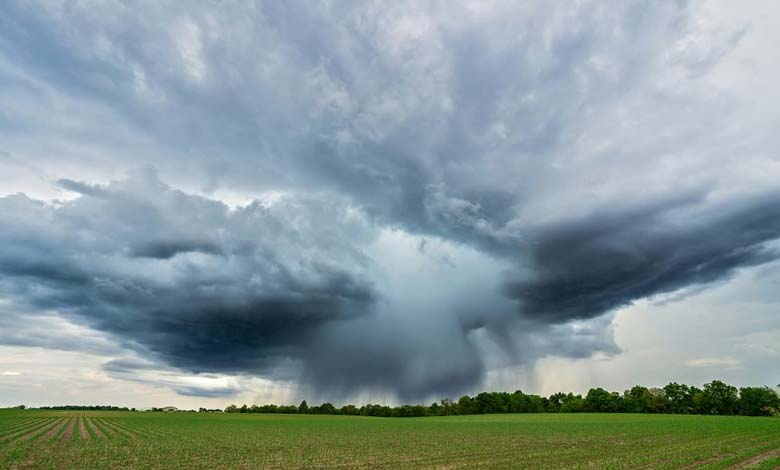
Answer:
[[1, 409, 779, 469]]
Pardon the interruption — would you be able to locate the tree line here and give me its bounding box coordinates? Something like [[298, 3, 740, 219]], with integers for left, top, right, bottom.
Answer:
[[36, 405, 136, 411], [225, 380, 780, 417]]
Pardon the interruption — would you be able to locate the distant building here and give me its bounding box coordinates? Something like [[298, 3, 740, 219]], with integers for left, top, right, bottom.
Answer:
[[160, 406, 178, 412]]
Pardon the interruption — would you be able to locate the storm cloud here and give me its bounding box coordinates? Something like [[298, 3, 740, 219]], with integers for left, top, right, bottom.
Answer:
[[506, 193, 780, 322], [2, 173, 779, 400], [0, 173, 377, 376], [1, 1, 780, 401]]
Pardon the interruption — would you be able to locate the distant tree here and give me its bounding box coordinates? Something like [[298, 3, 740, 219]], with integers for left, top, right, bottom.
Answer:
[[526, 395, 546, 413], [457, 395, 476, 415], [623, 386, 649, 413], [546, 393, 564, 413], [394, 405, 428, 417], [695, 380, 738, 415], [644, 388, 669, 414], [361, 404, 392, 417], [584, 388, 622, 412], [340, 404, 360, 415], [217, 380, 778, 419], [442, 398, 455, 416], [622, 386, 667, 413], [739, 387, 780, 416], [318, 402, 336, 415], [509, 391, 530, 413], [475, 392, 509, 414], [663, 383, 697, 414], [560, 393, 585, 413]]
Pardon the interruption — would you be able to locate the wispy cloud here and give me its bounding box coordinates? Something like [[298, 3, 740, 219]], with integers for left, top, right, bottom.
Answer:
[[685, 357, 741, 368]]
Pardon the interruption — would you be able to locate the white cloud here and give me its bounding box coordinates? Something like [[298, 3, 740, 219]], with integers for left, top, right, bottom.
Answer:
[[172, 18, 206, 82], [685, 357, 742, 368]]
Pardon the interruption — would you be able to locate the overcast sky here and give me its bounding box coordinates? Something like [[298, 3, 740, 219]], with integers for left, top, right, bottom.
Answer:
[[1, 0, 780, 408]]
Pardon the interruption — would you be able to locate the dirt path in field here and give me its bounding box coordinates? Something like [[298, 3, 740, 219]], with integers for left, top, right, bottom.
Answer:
[[0, 419, 39, 439], [675, 442, 780, 470], [91, 418, 115, 437], [680, 455, 723, 469], [107, 419, 162, 438], [730, 449, 780, 469], [16, 419, 63, 442], [0, 418, 38, 436], [78, 417, 89, 439], [36, 419, 69, 443], [11, 418, 80, 470], [58, 418, 76, 443], [84, 418, 105, 438], [95, 418, 135, 438], [3, 419, 53, 442]]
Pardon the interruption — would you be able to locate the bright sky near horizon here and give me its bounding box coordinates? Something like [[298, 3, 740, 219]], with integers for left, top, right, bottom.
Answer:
[[1, 0, 780, 408]]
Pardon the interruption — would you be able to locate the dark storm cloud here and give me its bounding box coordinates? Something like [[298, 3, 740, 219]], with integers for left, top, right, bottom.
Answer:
[[173, 386, 241, 398], [0, 173, 376, 377], [56, 179, 109, 198], [129, 239, 222, 259], [505, 194, 780, 323], [3, 181, 779, 402], [0, 172, 623, 401]]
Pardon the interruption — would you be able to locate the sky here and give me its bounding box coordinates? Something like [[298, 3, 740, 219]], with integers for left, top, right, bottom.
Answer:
[[1, 0, 780, 409]]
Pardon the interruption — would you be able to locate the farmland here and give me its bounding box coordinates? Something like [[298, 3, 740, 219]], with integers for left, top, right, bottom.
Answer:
[[1, 409, 779, 469]]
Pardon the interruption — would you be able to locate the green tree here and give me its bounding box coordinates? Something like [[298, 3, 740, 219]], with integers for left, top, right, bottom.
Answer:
[[474, 392, 509, 414], [298, 400, 309, 414], [694, 380, 738, 415], [440, 398, 453, 416], [546, 392, 566, 413], [663, 383, 697, 414], [560, 393, 585, 413], [508, 391, 530, 413], [623, 386, 649, 413], [457, 395, 476, 415], [739, 387, 780, 416], [622, 386, 668, 413], [318, 402, 336, 414], [584, 388, 622, 412]]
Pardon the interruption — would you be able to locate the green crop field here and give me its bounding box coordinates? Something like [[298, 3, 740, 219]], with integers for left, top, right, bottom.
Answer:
[[1, 409, 779, 469]]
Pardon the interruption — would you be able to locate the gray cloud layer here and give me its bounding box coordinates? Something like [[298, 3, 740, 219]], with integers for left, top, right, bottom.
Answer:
[[1, 1, 780, 400], [2, 173, 779, 400], [0, 173, 376, 376], [506, 193, 780, 322]]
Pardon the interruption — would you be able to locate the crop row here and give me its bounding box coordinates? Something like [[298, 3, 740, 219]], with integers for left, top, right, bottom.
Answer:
[[0, 416, 168, 444]]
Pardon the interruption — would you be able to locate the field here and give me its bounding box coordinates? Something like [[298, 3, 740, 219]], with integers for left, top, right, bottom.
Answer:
[[1, 410, 779, 469]]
